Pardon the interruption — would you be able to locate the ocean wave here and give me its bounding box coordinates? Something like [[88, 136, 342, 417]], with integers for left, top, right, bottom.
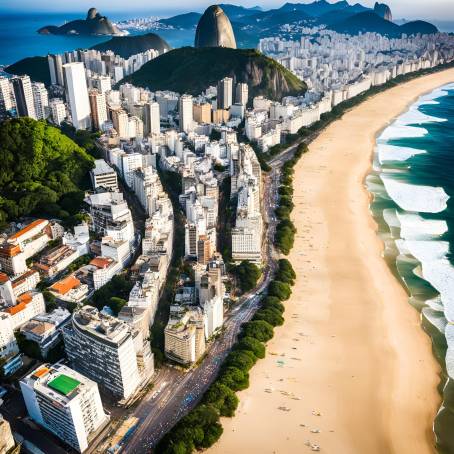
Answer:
[[396, 212, 448, 240], [378, 124, 428, 141], [380, 175, 450, 213], [377, 143, 427, 164]]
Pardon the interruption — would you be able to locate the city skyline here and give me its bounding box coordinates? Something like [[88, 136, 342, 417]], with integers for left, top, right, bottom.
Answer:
[[0, 0, 454, 21]]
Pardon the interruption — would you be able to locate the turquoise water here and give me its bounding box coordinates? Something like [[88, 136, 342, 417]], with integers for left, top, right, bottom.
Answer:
[[0, 12, 194, 65], [366, 83, 454, 453]]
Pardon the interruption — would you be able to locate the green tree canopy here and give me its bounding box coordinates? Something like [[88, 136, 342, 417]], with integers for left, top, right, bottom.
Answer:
[[240, 320, 274, 342]]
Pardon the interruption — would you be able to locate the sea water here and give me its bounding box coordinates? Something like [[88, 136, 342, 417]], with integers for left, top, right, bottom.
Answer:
[[366, 83, 454, 454]]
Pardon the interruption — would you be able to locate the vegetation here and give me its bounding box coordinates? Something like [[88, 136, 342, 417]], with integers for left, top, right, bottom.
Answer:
[[122, 47, 306, 101], [91, 33, 171, 58], [0, 118, 94, 228], [5, 56, 50, 85], [60, 123, 102, 159], [90, 275, 133, 314], [231, 260, 261, 294]]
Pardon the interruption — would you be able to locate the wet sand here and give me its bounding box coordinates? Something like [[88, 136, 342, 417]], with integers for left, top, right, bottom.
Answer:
[[210, 69, 454, 454]]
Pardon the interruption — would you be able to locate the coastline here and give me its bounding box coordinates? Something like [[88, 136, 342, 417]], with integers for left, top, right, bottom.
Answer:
[[210, 68, 454, 454]]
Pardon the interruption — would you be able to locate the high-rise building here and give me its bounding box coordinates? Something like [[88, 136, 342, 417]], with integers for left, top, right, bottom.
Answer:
[[235, 82, 248, 106], [20, 363, 109, 453], [32, 82, 49, 120], [164, 309, 205, 365], [90, 75, 111, 94], [193, 102, 212, 124], [62, 306, 146, 400], [217, 77, 233, 110], [88, 89, 108, 131], [12, 75, 36, 119], [111, 108, 129, 138], [63, 62, 91, 130], [49, 98, 66, 125], [0, 313, 19, 360], [144, 101, 160, 136], [90, 159, 118, 192], [179, 94, 193, 133], [0, 77, 14, 118], [48, 54, 64, 86]]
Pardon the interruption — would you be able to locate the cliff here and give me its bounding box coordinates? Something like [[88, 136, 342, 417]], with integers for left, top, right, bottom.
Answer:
[[120, 47, 306, 100]]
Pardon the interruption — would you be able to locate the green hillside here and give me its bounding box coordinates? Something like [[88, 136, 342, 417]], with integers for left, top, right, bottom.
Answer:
[[121, 47, 306, 100], [0, 118, 94, 226], [5, 56, 50, 86]]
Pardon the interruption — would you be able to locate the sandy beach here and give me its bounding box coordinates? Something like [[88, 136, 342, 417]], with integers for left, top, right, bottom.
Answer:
[[210, 68, 454, 454]]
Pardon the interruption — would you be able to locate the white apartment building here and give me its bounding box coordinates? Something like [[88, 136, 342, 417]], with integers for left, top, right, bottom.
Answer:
[[12, 75, 36, 119], [32, 82, 49, 120], [146, 101, 160, 136], [2, 291, 46, 330], [63, 62, 91, 130], [90, 159, 119, 192], [0, 313, 19, 359], [62, 306, 148, 400], [89, 89, 108, 131], [179, 94, 194, 133], [20, 363, 109, 453], [49, 98, 67, 125], [203, 295, 223, 339]]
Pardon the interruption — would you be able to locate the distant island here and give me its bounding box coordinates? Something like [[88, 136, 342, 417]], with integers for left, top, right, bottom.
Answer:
[[38, 7, 123, 36], [120, 46, 306, 100]]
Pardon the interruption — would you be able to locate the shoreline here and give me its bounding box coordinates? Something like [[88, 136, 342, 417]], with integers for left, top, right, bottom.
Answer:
[[210, 68, 454, 454]]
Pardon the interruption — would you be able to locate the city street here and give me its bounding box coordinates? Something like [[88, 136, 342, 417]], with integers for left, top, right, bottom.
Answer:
[[115, 151, 286, 453]]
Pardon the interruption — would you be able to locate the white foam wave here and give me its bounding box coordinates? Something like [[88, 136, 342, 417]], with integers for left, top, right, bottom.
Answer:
[[397, 108, 446, 126], [445, 325, 454, 378], [377, 143, 427, 164], [381, 175, 449, 213], [396, 213, 448, 240], [378, 124, 428, 141]]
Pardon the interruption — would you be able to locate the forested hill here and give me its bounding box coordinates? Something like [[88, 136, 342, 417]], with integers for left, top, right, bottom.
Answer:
[[0, 118, 94, 227]]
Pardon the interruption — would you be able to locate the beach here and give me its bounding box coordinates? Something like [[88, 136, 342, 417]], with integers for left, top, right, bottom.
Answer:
[[210, 68, 454, 454]]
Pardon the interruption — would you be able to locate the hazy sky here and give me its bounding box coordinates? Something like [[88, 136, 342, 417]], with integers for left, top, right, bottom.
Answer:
[[1, 0, 453, 21]]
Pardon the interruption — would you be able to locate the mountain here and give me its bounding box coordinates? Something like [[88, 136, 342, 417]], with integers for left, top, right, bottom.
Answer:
[[91, 33, 171, 58], [373, 2, 392, 21], [218, 4, 266, 21], [330, 11, 439, 36], [120, 47, 306, 101], [278, 0, 359, 16], [38, 8, 121, 36], [195, 5, 237, 49], [400, 20, 439, 35], [5, 57, 50, 86], [159, 12, 202, 29]]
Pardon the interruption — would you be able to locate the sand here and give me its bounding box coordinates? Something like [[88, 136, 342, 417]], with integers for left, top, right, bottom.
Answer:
[[210, 68, 454, 454]]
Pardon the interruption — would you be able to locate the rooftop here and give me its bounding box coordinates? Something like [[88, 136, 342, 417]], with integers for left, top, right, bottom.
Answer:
[[92, 159, 116, 176], [50, 275, 81, 295], [47, 374, 80, 396], [9, 219, 48, 241]]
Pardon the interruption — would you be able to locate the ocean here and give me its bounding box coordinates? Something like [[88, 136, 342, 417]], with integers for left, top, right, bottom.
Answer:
[[0, 12, 194, 66], [366, 83, 454, 454]]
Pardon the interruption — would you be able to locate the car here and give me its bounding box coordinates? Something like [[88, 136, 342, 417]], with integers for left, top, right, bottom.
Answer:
[[0, 387, 7, 399]]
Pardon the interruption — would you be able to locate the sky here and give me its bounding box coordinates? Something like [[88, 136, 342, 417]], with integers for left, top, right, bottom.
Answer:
[[1, 0, 453, 21]]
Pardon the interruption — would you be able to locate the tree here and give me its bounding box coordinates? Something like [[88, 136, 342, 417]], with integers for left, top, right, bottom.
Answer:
[[204, 382, 239, 417], [275, 259, 296, 284], [240, 320, 274, 342], [0, 118, 94, 225], [268, 280, 292, 301], [235, 336, 266, 359], [262, 296, 285, 314], [253, 308, 284, 327], [232, 261, 261, 294], [218, 366, 250, 391], [108, 297, 127, 315], [223, 350, 256, 371]]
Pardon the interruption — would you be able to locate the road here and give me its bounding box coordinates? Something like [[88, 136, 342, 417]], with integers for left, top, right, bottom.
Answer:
[[115, 152, 287, 453]]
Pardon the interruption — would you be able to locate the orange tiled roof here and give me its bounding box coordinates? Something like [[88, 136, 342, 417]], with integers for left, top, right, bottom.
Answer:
[[5, 302, 26, 315], [90, 257, 112, 269], [0, 244, 22, 257], [50, 275, 80, 295], [0, 272, 9, 283], [9, 219, 47, 240], [17, 292, 33, 305]]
